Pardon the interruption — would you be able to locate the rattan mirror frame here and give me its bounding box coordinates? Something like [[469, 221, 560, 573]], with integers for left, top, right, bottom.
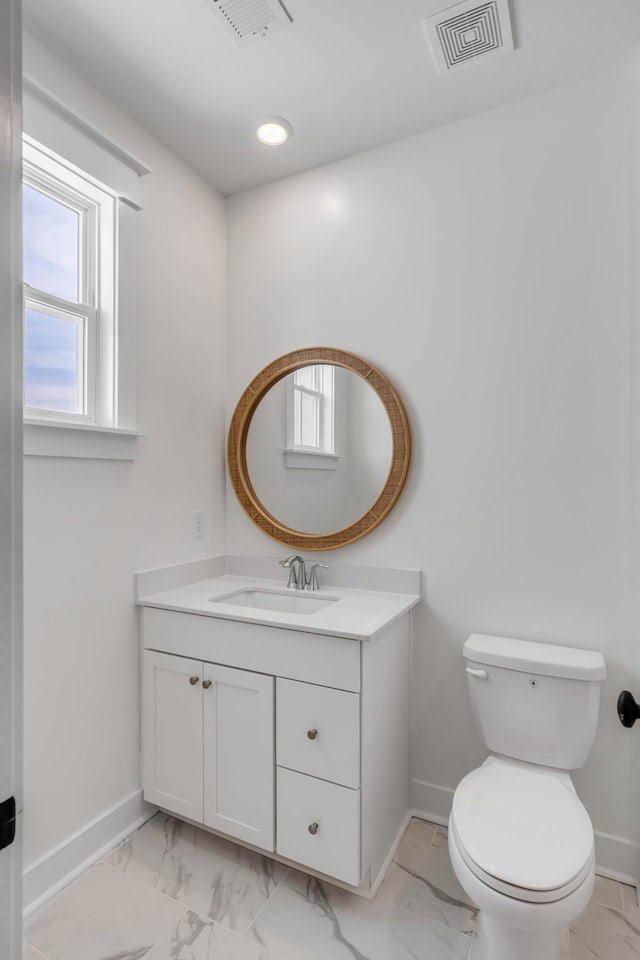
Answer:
[[227, 347, 411, 550]]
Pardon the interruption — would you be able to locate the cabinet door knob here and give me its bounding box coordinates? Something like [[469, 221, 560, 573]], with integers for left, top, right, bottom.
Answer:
[[189, 676, 199, 685], [308, 822, 319, 835], [307, 729, 318, 740], [202, 680, 212, 689]]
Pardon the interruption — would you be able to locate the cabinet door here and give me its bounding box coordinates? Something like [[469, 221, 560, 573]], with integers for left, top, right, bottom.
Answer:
[[143, 651, 203, 822], [203, 664, 274, 851]]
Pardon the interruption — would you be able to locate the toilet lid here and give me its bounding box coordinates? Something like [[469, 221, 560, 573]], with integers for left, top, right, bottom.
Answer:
[[452, 760, 593, 895]]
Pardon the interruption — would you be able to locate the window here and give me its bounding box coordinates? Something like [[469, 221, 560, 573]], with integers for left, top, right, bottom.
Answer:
[[23, 139, 117, 427], [291, 364, 334, 453], [284, 364, 339, 470]]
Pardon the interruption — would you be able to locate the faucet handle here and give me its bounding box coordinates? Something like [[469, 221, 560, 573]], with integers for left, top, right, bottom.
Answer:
[[280, 556, 300, 589], [307, 563, 329, 592]]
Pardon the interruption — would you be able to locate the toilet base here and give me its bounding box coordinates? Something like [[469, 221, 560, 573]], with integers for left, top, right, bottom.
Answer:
[[449, 813, 593, 960], [471, 913, 563, 960]]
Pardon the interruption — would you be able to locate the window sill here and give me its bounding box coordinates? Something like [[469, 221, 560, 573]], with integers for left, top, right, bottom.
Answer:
[[283, 448, 341, 471], [24, 418, 141, 460]]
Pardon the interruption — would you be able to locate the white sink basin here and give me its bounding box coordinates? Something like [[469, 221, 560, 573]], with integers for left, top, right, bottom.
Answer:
[[211, 589, 339, 615]]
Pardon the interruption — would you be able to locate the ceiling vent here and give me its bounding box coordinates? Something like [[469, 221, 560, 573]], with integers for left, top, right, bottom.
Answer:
[[208, 0, 292, 47], [424, 0, 514, 75]]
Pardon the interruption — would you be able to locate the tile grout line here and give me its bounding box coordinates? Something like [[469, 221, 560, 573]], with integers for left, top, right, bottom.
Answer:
[[140, 905, 191, 960], [238, 866, 292, 942], [99, 858, 194, 912], [467, 930, 474, 959], [616, 880, 626, 913], [432, 827, 448, 848], [25, 861, 192, 960], [591, 877, 628, 914], [391, 898, 477, 949], [24, 942, 53, 960], [385, 855, 478, 943], [404, 816, 440, 847], [101, 828, 295, 951], [98, 813, 304, 938], [387, 819, 478, 946], [239, 871, 473, 960], [175, 906, 292, 960], [95, 810, 164, 873]]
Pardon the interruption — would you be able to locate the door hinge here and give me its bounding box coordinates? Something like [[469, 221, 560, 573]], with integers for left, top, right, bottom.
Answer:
[[0, 797, 16, 851]]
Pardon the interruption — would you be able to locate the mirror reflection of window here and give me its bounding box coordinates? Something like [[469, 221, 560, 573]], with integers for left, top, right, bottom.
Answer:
[[245, 360, 395, 535], [289, 365, 335, 454]]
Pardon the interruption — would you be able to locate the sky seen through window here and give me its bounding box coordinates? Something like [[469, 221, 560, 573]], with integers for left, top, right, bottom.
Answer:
[[23, 183, 82, 413]]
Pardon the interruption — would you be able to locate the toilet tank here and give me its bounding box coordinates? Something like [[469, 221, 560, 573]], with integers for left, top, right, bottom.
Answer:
[[464, 634, 606, 770]]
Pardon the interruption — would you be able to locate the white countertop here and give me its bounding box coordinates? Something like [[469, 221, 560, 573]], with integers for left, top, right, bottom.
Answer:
[[137, 574, 420, 640]]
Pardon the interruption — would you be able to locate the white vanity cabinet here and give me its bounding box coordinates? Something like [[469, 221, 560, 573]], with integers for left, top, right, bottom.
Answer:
[[141, 602, 411, 892]]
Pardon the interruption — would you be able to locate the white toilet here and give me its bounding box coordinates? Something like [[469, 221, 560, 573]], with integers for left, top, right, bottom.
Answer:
[[449, 633, 606, 960]]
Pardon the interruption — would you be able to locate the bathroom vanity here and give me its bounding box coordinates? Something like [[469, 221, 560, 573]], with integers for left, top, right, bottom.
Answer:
[[137, 562, 419, 894]]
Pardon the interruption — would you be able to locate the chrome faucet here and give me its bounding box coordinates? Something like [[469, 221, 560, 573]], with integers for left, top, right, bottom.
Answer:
[[279, 555, 306, 590], [279, 557, 329, 591]]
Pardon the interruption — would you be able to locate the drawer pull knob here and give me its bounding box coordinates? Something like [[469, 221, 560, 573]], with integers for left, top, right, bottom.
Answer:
[[307, 729, 318, 740], [189, 676, 199, 685], [308, 822, 319, 835], [202, 680, 212, 689]]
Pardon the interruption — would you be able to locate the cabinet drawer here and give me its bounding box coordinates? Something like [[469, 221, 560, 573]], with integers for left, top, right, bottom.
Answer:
[[276, 767, 360, 886], [277, 679, 359, 788]]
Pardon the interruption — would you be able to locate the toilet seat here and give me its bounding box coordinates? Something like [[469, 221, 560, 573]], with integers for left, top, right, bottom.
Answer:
[[451, 758, 594, 904]]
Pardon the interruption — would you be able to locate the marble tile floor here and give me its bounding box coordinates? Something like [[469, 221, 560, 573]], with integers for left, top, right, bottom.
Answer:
[[23, 812, 640, 960]]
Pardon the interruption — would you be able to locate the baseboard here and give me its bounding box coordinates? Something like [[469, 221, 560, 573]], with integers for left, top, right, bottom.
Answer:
[[593, 830, 640, 886], [411, 777, 640, 886], [23, 789, 157, 917], [410, 778, 453, 825], [367, 810, 414, 900]]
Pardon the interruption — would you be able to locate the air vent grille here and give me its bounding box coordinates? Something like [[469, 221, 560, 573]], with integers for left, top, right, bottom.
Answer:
[[425, 0, 514, 75], [209, 0, 292, 47]]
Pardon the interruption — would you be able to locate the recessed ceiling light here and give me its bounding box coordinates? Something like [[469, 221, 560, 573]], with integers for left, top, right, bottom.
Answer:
[[256, 117, 293, 146]]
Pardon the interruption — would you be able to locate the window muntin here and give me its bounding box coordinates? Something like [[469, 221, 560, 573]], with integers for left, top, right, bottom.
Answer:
[[293, 365, 318, 392], [22, 140, 116, 427]]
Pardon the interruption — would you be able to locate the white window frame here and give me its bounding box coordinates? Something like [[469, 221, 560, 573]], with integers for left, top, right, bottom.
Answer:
[[23, 138, 117, 429], [284, 365, 340, 470]]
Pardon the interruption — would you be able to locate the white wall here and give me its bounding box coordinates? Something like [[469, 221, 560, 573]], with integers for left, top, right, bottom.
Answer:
[[22, 37, 227, 874], [227, 67, 640, 876]]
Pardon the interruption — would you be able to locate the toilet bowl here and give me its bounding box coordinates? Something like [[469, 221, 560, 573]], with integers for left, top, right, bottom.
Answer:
[[450, 634, 606, 960], [449, 757, 595, 960]]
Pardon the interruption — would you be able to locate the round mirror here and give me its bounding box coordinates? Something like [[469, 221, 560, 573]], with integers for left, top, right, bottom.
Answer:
[[228, 348, 410, 550], [247, 365, 392, 535]]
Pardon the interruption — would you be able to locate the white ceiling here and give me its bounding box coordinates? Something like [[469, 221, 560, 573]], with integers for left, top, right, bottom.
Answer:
[[23, 0, 640, 196]]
